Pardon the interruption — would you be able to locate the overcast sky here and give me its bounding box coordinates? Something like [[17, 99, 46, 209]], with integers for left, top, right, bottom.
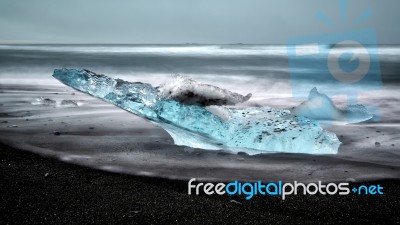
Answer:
[[0, 0, 399, 44]]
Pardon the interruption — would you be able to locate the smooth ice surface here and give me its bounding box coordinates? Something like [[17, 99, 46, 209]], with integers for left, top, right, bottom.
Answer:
[[53, 68, 341, 154]]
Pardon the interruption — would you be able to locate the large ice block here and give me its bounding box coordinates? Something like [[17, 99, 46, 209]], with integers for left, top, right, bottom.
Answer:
[[53, 69, 341, 155]]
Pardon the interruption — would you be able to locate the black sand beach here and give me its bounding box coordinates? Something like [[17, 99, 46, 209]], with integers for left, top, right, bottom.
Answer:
[[1, 143, 399, 225], [1, 44, 400, 224]]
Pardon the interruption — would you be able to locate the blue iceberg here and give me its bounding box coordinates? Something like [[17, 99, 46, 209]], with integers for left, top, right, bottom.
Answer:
[[53, 69, 342, 155]]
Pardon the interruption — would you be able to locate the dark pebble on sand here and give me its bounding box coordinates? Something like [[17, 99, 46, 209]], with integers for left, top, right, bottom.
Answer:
[[89, 127, 94, 130], [53, 131, 61, 136], [375, 142, 381, 147]]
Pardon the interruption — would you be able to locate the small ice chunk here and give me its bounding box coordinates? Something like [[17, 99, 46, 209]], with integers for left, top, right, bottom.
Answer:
[[292, 87, 373, 124], [32, 97, 56, 106]]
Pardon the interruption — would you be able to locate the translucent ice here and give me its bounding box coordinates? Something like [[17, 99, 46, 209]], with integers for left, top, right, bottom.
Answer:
[[293, 87, 373, 124], [32, 97, 56, 106], [53, 69, 341, 155]]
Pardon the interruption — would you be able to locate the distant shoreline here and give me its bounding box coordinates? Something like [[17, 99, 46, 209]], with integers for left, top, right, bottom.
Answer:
[[1, 43, 399, 46]]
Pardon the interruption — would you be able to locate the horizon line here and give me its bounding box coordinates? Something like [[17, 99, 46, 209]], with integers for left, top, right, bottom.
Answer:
[[0, 42, 398, 45]]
